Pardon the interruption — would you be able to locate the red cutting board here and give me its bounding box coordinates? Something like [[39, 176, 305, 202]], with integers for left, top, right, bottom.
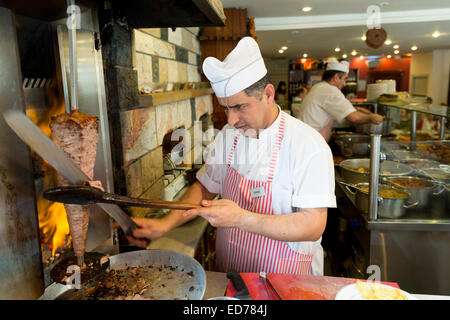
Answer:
[[226, 273, 400, 300]]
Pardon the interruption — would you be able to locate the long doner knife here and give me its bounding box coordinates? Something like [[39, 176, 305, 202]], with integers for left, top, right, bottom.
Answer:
[[3, 109, 136, 236]]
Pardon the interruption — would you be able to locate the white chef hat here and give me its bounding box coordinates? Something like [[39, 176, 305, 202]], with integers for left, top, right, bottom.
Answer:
[[202, 37, 267, 98], [326, 58, 349, 73]]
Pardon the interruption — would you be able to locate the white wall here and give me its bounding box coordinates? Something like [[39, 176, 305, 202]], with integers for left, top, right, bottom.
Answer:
[[430, 49, 450, 105], [409, 51, 433, 97], [409, 50, 450, 105]]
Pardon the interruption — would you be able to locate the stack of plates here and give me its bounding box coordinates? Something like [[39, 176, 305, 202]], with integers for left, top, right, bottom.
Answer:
[[367, 83, 388, 100], [376, 79, 396, 93]]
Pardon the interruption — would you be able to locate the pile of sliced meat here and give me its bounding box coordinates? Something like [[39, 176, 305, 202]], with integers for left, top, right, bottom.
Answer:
[[50, 110, 99, 265]]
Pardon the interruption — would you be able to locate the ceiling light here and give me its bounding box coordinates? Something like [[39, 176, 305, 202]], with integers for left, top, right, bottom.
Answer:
[[278, 49, 284, 54], [432, 31, 440, 38], [303, 53, 308, 58], [393, 45, 399, 49], [281, 46, 288, 50], [361, 35, 367, 41], [351, 50, 357, 56], [301, 58, 307, 63], [411, 45, 418, 51], [302, 6, 312, 12], [342, 54, 348, 58], [394, 50, 400, 54], [335, 47, 341, 52], [385, 40, 392, 45], [359, 55, 364, 60], [387, 55, 392, 58]]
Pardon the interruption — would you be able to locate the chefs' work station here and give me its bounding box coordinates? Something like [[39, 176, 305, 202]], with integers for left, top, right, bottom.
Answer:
[[1, 0, 450, 302], [329, 92, 450, 297], [298, 58, 384, 142]]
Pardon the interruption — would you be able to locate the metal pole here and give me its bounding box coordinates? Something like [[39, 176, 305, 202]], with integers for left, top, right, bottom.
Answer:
[[68, 0, 79, 111], [439, 116, 446, 140], [410, 110, 417, 151], [369, 134, 381, 221]]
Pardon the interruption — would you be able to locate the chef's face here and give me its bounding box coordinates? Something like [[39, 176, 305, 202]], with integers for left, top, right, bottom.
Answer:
[[218, 84, 275, 135], [335, 73, 348, 90]]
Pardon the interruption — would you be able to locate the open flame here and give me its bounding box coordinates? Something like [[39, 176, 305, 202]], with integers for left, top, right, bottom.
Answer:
[[37, 175, 71, 256], [26, 88, 71, 257]]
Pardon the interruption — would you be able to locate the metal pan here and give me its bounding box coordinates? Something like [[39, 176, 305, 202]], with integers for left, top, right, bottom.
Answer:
[[338, 159, 413, 184], [66, 249, 206, 300]]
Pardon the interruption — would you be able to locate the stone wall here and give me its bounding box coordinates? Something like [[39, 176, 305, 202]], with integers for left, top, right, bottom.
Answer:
[[120, 27, 213, 218]]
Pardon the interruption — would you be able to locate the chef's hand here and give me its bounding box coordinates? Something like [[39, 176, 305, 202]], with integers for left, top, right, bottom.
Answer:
[[182, 199, 245, 228], [370, 114, 384, 124], [113, 218, 170, 248]]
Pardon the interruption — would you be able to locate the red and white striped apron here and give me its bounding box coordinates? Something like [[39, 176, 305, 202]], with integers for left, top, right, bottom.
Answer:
[[216, 112, 313, 274]]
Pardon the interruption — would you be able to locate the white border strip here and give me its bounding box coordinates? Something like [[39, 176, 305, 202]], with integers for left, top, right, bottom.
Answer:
[[255, 8, 450, 31]]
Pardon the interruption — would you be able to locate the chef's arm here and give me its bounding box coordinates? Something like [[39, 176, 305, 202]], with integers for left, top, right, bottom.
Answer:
[[239, 207, 327, 242], [346, 110, 383, 124], [160, 181, 217, 230]]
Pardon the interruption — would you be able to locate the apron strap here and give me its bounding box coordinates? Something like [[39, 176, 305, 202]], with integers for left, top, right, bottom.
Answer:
[[267, 112, 286, 183], [226, 112, 287, 182]]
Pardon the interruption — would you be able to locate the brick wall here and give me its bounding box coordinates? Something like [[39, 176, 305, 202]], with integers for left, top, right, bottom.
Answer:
[[120, 27, 213, 218]]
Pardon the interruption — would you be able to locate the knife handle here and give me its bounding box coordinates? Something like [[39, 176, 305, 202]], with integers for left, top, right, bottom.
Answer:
[[226, 270, 250, 299]]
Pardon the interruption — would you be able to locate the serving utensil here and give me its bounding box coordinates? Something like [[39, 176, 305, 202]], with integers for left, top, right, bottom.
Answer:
[[44, 185, 201, 210], [259, 272, 283, 300]]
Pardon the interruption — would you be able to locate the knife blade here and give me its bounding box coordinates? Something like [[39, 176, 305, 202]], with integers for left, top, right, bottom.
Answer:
[[3, 109, 136, 236], [226, 270, 251, 300]]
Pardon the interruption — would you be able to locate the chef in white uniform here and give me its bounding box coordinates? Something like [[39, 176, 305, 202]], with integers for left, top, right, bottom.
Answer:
[[120, 37, 336, 276], [299, 58, 383, 141]]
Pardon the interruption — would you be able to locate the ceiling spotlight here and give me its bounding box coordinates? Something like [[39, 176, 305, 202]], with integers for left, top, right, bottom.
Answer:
[[351, 50, 357, 56], [394, 50, 400, 54], [359, 55, 364, 60], [302, 6, 312, 12], [335, 47, 341, 52], [411, 45, 418, 51], [432, 31, 440, 38], [385, 40, 392, 45], [393, 45, 399, 49], [301, 58, 307, 63], [281, 46, 288, 50], [342, 54, 348, 58], [278, 49, 284, 54], [361, 35, 367, 41], [387, 55, 392, 58], [303, 53, 308, 58]]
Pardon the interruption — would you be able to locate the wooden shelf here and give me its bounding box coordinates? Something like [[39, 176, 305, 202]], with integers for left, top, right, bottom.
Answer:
[[139, 88, 213, 107]]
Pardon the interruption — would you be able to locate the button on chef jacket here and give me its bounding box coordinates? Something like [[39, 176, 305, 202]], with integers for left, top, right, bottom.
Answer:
[[299, 81, 356, 131], [196, 106, 336, 256]]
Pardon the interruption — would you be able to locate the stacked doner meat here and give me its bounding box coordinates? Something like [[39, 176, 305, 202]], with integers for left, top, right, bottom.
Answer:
[[50, 110, 99, 267]]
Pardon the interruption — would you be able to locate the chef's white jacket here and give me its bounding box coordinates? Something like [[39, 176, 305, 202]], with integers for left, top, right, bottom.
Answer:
[[196, 106, 336, 259], [299, 81, 356, 130]]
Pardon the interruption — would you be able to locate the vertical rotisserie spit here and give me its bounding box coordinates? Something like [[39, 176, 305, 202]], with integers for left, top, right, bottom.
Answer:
[[50, 110, 99, 267]]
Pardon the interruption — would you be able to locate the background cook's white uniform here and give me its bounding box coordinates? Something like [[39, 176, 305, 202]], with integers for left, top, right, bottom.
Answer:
[[197, 107, 336, 275], [299, 81, 356, 131]]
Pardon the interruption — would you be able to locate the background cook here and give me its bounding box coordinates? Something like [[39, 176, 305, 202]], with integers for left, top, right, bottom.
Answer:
[[298, 58, 383, 141]]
